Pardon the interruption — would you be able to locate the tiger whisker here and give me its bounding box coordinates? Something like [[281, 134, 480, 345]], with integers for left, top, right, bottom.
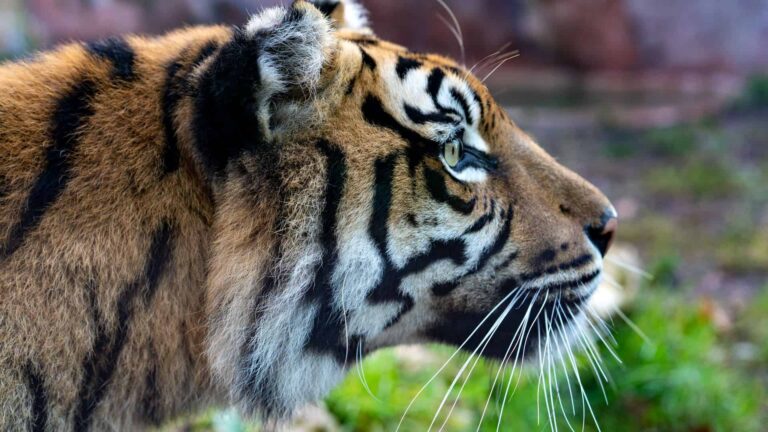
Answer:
[[555, 310, 587, 432], [356, 342, 381, 402], [552, 302, 577, 416], [437, 14, 465, 66], [613, 306, 655, 349], [496, 291, 546, 432], [467, 47, 517, 82], [568, 311, 610, 404], [584, 304, 618, 345], [396, 287, 523, 432], [548, 298, 574, 432], [581, 307, 622, 364], [510, 291, 549, 397], [428, 295, 518, 431], [556, 308, 601, 432], [536, 323, 545, 426], [467, 42, 514, 79], [481, 51, 520, 83], [604, 256, 653, 280], [551, 303, 577, 428], [435, 0, 465, 65], [538, 315, 556, 431], [474, 290, 532, 431], [441, 288, 531, 431]]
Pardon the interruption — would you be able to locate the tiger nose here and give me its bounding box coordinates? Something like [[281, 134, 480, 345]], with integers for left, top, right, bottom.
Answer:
[[585, 208, 618, 257]]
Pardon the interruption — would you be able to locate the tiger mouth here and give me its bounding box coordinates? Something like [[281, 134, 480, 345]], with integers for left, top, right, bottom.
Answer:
[[533, 269, 602, 304]]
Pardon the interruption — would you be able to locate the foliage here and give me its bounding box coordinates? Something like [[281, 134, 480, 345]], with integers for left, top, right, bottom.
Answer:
[[738, 75, 768, 109]]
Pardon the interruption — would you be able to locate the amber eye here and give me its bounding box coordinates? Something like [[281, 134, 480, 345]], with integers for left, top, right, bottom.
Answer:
[[443, 140, 463, 168]]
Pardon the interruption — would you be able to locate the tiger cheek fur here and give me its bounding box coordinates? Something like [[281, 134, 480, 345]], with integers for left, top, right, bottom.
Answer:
[[0, 0, 615, 429]]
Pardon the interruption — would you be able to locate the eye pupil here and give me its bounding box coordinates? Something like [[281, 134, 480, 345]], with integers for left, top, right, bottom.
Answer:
[[444, 140, 462, 167]]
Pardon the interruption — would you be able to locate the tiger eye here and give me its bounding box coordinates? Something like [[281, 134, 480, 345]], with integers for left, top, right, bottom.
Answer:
[[443, 140, 462, 168]]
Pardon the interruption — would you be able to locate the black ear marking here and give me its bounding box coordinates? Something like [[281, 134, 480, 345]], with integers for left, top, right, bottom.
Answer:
[[193, 32, 265, 175], [307, 0, 341, 17]]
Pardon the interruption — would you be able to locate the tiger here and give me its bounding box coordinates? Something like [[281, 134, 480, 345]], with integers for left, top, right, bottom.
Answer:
[[0, 0, 618, 430]]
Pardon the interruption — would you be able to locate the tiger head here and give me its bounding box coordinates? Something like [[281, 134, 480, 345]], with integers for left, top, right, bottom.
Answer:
[[204, 0, 617, 417]]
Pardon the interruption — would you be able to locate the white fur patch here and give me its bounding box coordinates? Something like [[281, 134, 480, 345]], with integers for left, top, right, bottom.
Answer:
[[342, 0, 371, 31]]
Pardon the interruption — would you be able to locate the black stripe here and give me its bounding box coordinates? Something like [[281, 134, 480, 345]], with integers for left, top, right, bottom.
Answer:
[[363, 95, 423, 144], [519, 253, 592, 282], [395, 57, 422, 79], [140, 347, 162, 425], [0, 174, 8, 200], [398, 238, 466, 276], [366, 155, 412, 312], [161, 58, 184, 174], [24, 362, 48, 432], [426, 68, 446, 100], [450, 88, 473, 124], [464, 200, 495, 234], [424, 68, 461, 118], [161, 42, 220, 175], [471, 90, 485, 124], [369, 155, 396, 271], [1, 80, 96, 260], [360, 48, 376, 70], [191, 42, 219, 69], [362, 95, 437, 173], [73, 222, 173, 431], [304, 141, 351, 362], [432, 281, 459, 296], [423, 165, 476, 215], [345, 75, 357, 95], [473, 205, 513, 272], [404, 104, 455, 125], [432, 206, 512, 297], [86, 37, 135, 81]]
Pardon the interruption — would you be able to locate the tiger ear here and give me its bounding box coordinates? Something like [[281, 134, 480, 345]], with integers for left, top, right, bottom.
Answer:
[[300, 0, 373, 33], [238, 1, 337, 139]]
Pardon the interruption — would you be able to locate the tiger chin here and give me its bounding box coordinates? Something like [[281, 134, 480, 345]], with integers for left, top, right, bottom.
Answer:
[[0, 0, 617, 430]]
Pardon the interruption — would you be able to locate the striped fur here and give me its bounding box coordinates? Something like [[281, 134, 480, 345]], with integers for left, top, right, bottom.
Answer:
[[0, 1, 615, 429]]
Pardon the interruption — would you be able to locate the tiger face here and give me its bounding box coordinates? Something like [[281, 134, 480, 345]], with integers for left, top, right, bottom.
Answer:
[[207, 0, 617, 417]]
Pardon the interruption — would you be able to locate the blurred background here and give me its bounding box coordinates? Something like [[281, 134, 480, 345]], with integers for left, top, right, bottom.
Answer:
[[3, 0, 766, 430]]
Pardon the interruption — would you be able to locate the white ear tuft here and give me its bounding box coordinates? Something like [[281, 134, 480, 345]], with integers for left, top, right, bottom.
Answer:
[[245, 3, 333, 92], [341, 0, 371, 31], [242, 2, 335, 137], [301, 0, 372, 33]]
